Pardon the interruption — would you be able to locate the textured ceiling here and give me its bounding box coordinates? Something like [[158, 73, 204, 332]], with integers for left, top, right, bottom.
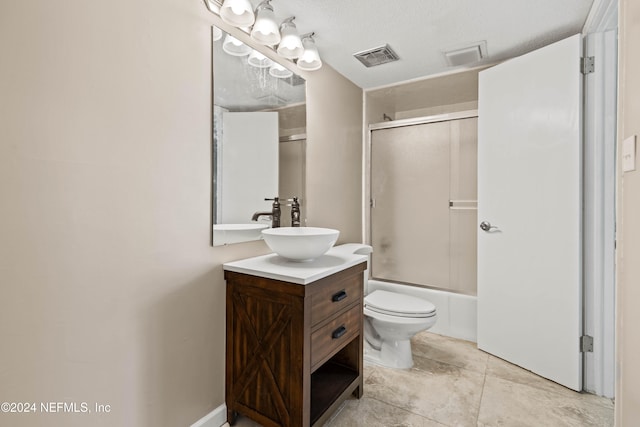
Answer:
[[247, 0, 594, 89]]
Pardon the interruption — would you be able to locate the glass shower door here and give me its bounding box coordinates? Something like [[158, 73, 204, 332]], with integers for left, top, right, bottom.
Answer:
[[448, 118, 478, 294], [370, 117, 477, 294], [279, 137, 306, 224]]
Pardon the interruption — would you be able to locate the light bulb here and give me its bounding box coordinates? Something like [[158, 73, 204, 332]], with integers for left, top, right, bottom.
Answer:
[[269, 62, 293, 78], [250, 2, 281, 45], [231, 4, 245, 15], [297, 36, 322, 71], [277, 20, 304, 59], [220, 0, 255, 27], [223, 34, 252, 56], [248, 50, 274, 68]]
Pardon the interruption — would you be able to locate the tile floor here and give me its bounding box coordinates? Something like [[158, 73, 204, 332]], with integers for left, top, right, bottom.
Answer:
[[233, 332, 614, 427]]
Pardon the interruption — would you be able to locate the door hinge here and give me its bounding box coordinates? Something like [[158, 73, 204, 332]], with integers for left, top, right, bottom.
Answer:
[[581, 56, 595, 74], [580, 335, 594, 353], [370, 198, 376, 208]]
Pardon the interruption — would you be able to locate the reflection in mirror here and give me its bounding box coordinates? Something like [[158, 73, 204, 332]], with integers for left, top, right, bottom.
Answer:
[[212, 27, 307, 246]]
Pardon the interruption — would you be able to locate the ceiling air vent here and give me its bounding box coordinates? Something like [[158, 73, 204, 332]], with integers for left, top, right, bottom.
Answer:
[[255, 94, 289, 106], [443, 41, 488, 67], [282, 74, 306, 87], [353, 44, 400, 68]]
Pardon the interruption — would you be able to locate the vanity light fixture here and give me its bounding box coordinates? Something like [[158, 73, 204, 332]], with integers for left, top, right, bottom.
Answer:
[[276, 17, 304, 59], [220, 0, 255, 27], [296, 33, 322, 71], [269, 62, 293, 78], [222, 34, 252, 56], [203, 0, 323, 72], [250, 1, 281, 46], [248, 49, 274, 68], [204, 0, 221, 14]]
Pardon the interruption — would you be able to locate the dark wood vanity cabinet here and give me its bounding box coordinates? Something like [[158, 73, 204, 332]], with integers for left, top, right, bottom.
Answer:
[[225, 262, 366, 427]]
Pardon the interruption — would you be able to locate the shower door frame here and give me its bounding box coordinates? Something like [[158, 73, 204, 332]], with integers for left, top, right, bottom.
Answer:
[[365, 110, 479, 291]]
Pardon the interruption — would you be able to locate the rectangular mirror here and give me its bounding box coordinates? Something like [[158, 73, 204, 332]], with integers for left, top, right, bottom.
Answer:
[[212, 27, 307, 246]]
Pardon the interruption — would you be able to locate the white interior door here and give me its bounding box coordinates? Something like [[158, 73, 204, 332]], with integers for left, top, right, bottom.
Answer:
[[477, 34, 583, 391]]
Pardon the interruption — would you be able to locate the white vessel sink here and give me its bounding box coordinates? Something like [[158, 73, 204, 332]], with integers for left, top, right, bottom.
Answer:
[[261, 227, 340, 261], [213, 223, 269, 245]]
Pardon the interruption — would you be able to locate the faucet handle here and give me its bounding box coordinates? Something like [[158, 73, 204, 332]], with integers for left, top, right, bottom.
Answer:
[[264, 196, 280, 202], [289, 197, 301, 227]]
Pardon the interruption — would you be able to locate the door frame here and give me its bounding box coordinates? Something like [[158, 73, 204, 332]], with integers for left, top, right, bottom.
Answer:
[[583, 29, 617, 398]]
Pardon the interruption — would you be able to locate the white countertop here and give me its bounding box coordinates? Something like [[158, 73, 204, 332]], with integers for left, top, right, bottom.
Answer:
[[223, 247, 368, 285]]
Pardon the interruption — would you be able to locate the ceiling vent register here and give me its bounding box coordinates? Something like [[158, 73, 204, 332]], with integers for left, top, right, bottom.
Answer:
[[442, 41, 488, 67], [283, 74, 306, 87], [353, 44, 400, 68]]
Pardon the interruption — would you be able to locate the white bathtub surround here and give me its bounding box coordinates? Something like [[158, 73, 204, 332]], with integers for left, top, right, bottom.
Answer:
[[367, 280, 477, 343]]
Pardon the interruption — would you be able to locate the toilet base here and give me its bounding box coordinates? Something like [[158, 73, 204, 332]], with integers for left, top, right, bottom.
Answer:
[[364, 338, 414, 369]]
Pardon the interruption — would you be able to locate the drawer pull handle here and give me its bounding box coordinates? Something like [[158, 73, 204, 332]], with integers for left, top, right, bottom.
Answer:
[[332, 325, 347, 339], [331, 290, 347, 302]]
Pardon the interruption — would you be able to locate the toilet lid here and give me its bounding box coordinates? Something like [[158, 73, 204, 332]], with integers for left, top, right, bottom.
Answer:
[[365, 290, 436, 318]]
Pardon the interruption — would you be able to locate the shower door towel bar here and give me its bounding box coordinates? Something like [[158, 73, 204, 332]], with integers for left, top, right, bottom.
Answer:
[[449, 200, 478, 210]]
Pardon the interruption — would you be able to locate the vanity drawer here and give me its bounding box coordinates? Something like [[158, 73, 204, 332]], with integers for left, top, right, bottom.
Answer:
[[311, 304, 361, 369], [311, 274, 362, 326]]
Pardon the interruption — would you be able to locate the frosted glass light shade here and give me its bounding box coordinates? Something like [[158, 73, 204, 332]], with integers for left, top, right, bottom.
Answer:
[[297, 37, 322, 71], [222, 34, 252, 56], [250, 3, 281, 46], [269, 62, 293, 78], [220, 0, 255, 27], [247, 50, 274, 68], [213, 26, 223, 42], [276, 21, 304, 59], [204, 0, 220, 14]]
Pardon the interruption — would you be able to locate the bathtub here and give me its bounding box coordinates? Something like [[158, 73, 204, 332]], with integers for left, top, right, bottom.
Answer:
[[367, 279, 477, 343]]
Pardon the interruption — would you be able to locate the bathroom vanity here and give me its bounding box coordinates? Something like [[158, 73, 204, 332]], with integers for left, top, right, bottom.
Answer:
[[223, 252, 367, 427]]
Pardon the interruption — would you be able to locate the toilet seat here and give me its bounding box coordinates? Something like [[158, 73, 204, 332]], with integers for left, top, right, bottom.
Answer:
[[365, 290, 436, 318]]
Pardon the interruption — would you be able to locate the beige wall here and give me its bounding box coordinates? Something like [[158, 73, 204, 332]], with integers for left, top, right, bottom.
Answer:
[[364, 67, 483, 126], [277, 103, 307, 138], [0, 1, 362, 426], [616, 0, 640, 424], [305, 66, 364, 243]]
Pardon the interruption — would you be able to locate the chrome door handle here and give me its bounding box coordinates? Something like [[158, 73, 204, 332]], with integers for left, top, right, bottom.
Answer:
[[480, 221, 497, 231]]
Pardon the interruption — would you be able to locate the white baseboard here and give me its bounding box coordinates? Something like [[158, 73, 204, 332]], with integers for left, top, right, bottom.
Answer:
[[191, 403, 228, 427]]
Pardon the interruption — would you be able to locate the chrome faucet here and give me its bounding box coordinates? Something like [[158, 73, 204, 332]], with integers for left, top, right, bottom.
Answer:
[[252, 197, 281, 228], [252, 196, 301, 228], [251, 211, 271, 221]]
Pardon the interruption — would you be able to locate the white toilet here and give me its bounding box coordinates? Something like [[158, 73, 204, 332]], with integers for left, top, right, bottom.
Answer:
[[330, 244, 438, 369], [364, 289, 437, 369]]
